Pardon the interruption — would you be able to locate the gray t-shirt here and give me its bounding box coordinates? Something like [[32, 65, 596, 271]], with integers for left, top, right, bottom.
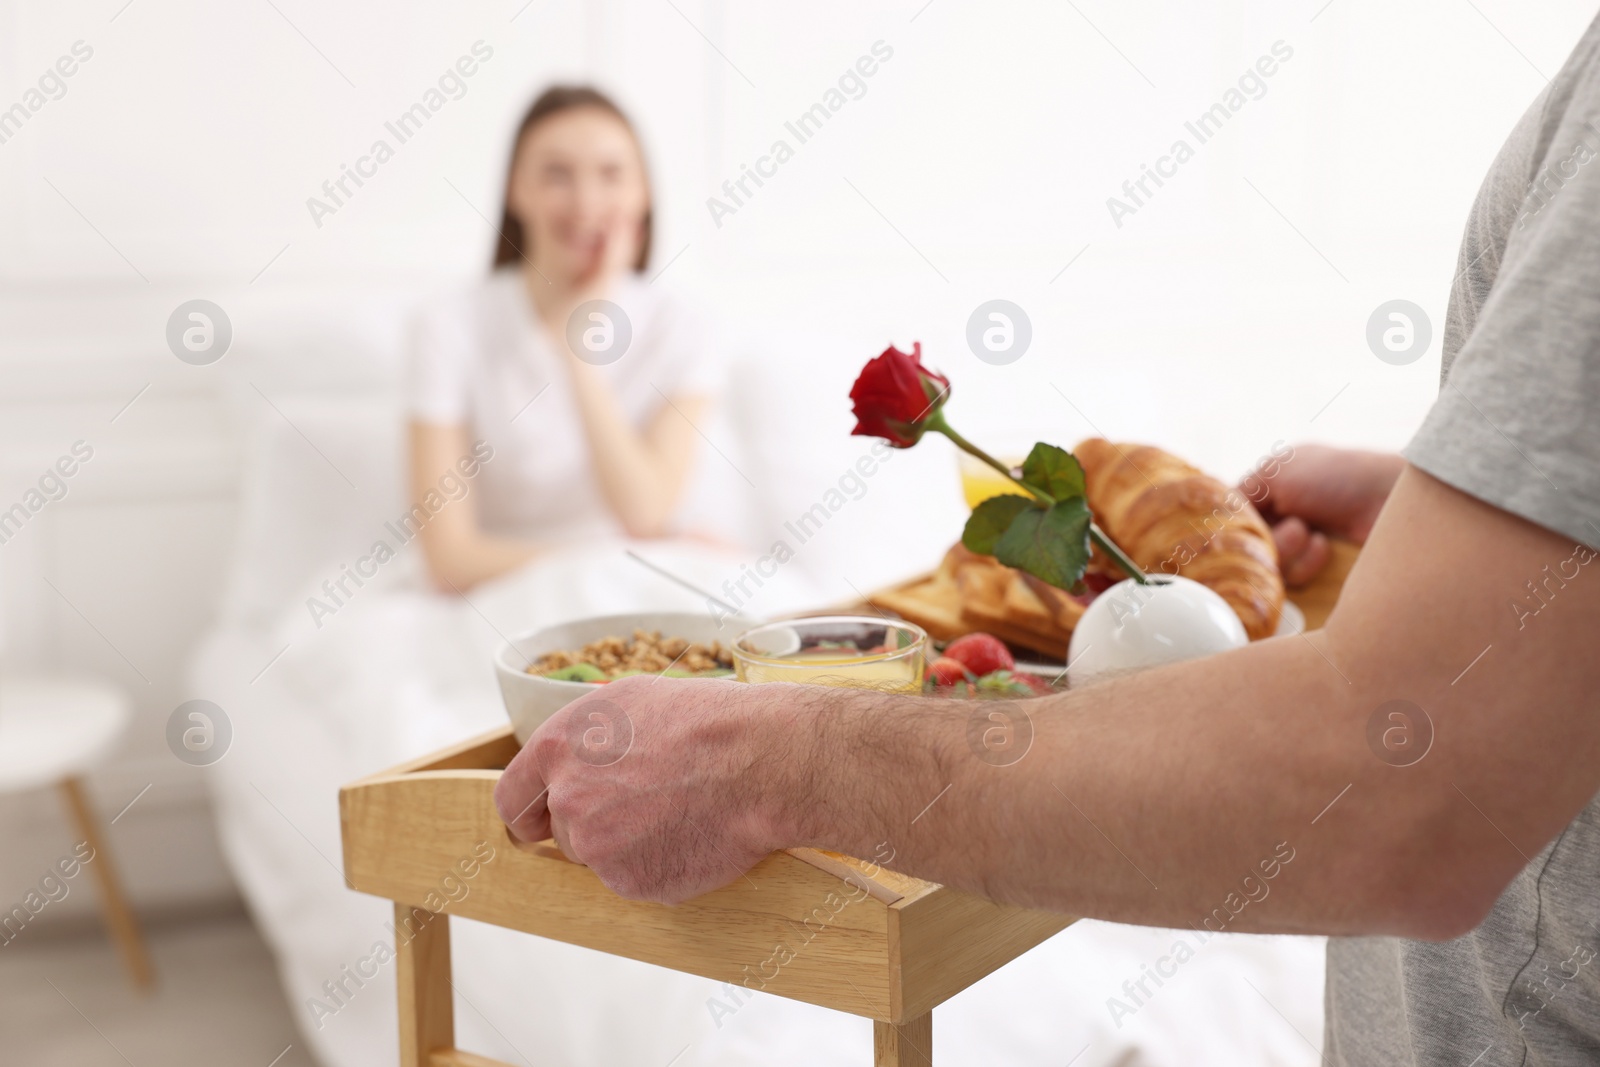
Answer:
[[1325, 14, 1600, 1067]]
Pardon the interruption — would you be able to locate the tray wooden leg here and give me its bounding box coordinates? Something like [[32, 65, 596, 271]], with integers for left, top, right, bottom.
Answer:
[[59, 777, 154, 991], [874, 1014, 932, 1067], [396, 903, 453, 1067]]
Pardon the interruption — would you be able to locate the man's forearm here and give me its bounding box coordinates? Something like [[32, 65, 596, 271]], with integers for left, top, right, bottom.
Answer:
[[787, 633, 1423, 936], [497, 468, 1600, 926], [777, 469, 1595, 940]]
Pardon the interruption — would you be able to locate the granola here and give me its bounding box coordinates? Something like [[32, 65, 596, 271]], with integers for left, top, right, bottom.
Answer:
[[530, 629, 734, 681]]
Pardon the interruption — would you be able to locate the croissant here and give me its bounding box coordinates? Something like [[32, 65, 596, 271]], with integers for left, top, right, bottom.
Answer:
[[1075, 438, 1284, 640]]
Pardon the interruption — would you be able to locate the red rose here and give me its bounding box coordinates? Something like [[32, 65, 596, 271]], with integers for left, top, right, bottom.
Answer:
[[848, 342, 951, 447]]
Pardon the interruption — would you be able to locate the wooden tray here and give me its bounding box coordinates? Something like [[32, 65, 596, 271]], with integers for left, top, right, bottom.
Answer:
[[341, 542, 1360, 1066], [341, 730, 1071, 1067]]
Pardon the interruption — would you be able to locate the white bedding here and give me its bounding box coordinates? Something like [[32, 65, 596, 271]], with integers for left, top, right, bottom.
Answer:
[[190, 367, 1326, 1066]]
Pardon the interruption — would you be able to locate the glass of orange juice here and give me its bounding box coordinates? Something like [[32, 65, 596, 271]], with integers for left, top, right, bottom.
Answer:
[[732, 616, 926, 693], [958, 451, 1026, 510]]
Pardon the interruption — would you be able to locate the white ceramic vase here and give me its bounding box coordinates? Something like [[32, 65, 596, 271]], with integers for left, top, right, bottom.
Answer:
[[1066, 575, 1248, 687]]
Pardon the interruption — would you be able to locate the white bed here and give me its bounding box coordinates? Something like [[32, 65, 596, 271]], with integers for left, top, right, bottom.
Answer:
[[188, 344, 1325, 1066]]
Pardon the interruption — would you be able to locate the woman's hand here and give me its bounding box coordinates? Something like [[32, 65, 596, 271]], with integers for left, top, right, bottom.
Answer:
[[548, 214, 708, 540], [542, 215, 640, 338], [1243, 444, 1405, 586], [575, 215, 639, 296]]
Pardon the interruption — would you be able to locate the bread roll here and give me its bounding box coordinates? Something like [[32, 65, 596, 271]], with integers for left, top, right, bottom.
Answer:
[[1075, 438, 1283, 640]]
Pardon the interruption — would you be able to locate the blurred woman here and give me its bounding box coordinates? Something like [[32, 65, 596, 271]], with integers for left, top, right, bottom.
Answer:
[[409, 86, 719, 590]]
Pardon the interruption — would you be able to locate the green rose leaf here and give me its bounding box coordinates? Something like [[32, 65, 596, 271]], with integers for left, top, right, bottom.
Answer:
[[993, 496, 1093, 589], [961, 494, 1037, 556], [1021, 443, 1087, 502]]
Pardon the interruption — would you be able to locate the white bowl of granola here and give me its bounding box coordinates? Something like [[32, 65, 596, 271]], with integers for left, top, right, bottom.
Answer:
[[495, 612, 748, 745]]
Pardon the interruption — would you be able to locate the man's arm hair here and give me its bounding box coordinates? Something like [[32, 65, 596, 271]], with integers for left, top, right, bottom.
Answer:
[[788, 466, 1600, 940]]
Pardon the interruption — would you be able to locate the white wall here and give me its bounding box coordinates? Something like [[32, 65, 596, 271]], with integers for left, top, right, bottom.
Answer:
[[0, 0, 1591, 920]]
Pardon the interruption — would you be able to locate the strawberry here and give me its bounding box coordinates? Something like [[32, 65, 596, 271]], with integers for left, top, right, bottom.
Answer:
[[944, 633, 1014, 676], [1071, 569, 1120, 606], [928, 656, 972, 687], [1016, 672, 1055, 696]]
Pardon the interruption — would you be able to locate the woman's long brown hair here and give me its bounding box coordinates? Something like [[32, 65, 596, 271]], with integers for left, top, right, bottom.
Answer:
[[492, 86, 652, 272]]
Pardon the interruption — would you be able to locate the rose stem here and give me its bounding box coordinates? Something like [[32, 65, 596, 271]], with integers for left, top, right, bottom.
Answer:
[[930, 416, 1150, 584], [1086, 527, 1149, 585]]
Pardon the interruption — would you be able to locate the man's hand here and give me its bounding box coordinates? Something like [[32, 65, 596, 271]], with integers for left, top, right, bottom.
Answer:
[[493, 675, 807, 904], [1244, 444, 1405, 586]]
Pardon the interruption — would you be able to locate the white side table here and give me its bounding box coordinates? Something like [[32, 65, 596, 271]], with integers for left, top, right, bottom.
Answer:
[[0, 676, 154, 989]]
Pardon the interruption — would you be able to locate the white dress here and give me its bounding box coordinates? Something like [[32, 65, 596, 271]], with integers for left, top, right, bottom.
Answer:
[[408, 269, 723, 541]]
